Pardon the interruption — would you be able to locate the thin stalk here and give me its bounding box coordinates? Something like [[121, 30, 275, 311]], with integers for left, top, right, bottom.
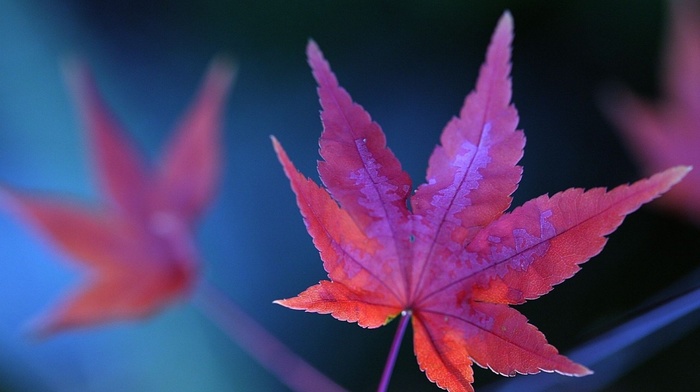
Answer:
[[193, 280, 346, 392], [377, 310, 411, 392]]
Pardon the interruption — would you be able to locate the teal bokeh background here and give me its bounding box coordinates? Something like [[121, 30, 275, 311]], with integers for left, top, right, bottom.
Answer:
[[1, 1, 699, 391]]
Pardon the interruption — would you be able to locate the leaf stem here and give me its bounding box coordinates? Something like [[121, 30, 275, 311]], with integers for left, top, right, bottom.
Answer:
[[377, 310, 411, 392], [193, 280, 346, 392]]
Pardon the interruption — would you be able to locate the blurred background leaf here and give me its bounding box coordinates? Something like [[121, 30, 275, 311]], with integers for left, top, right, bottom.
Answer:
[[0, 1, 698, 391]]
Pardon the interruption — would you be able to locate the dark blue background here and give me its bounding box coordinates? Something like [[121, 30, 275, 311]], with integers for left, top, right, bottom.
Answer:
[[0, 1, 699, 391]]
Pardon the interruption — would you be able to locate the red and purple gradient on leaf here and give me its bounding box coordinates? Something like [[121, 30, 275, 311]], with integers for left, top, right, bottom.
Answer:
[[273, 12, 689, 392]]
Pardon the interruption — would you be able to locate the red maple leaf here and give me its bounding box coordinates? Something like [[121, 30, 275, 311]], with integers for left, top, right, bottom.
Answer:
[[1, 59, 234, 336], [273, 12, 688, 391], [604, 0, 700, 226]]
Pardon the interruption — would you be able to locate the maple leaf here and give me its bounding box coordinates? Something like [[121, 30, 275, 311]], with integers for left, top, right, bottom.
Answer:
[[604, 0, 700, 225], [273, 12, 689, 392], [0, 58, 234, 336]]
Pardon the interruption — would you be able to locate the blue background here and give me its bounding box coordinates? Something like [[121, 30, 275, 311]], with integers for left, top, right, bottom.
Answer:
[[0, 1, 699, 391]]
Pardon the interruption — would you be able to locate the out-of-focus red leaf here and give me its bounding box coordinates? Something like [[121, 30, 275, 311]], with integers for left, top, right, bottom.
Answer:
[[1, 59, 234, 336]]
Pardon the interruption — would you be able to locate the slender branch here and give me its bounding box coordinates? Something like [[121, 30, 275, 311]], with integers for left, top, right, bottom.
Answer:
[[377, 310, 411, 392], [193, 280, 347, 392]]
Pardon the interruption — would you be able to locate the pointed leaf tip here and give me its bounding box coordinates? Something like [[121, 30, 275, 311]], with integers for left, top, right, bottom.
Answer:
[[487, 11, 514, 58], [271, 136, 293, 175], [655, 165, 692, 189], [203, 55, 238, 97], [270, 136, 290, 170], [306, 39, 319, 53], [494, 11, 514, 37], [61, 58, 101, 116], [61, 57, 86, 90], [272, 298, 286, 307], [306, 39, 324, 65], [61, 56, 99, 96], [305, 40, 341, 91], [499, 10, 514, 30], [270, 136, 292, 163]]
